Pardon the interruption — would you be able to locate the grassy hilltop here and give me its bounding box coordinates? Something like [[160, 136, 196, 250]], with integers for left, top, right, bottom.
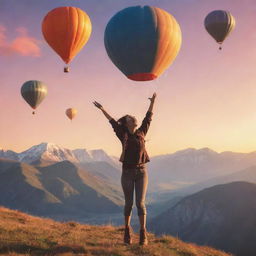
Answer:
[[0, 206, 231, 256]]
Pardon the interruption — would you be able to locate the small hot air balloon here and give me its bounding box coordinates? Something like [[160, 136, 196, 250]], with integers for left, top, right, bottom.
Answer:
[[42, 6, 92, 72], [21, 80, 47, 114], [104, 6, 182, 81], [204, 10, 235, 50], [66, 108, 77, 121]]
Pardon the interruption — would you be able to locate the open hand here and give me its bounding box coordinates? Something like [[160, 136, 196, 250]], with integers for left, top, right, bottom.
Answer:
[[148, 92, 157, 102], [93, 101, 103, 110]]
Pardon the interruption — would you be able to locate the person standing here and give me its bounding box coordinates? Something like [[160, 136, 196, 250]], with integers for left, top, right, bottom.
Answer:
[[93, 92, 156, 245]]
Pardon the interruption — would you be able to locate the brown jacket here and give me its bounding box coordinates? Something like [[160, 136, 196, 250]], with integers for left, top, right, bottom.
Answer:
[[109, 111, 153, 166]]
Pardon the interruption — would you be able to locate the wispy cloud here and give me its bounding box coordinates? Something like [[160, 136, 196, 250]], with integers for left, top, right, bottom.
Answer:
[[0, 25, 41, 57]]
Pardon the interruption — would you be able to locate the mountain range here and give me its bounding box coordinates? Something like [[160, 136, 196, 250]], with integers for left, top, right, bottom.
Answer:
[[3, 144, 256, 191], [149, 181, 256, 256], [2, 143, 256, 215], [0, 158, 123, 221], [2, 143, 256, 255], [0, 142, 120, 167], [3, 143, 256, 199], [147, 147, 256, 192]]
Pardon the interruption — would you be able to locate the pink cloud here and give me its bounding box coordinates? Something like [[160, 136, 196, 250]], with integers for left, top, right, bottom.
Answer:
[[0, 25, 41, 57]]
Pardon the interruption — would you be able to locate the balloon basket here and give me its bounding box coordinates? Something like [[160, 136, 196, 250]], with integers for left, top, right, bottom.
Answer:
[[64, 66, 70, 73]]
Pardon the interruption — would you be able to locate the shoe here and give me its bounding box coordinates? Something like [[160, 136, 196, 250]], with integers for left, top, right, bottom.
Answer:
[[139, 228, 148, 246], [124, 226, 132, 244]]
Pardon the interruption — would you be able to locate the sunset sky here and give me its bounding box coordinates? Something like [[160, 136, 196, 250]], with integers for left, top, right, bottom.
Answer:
[[1, 0, 256, 157]]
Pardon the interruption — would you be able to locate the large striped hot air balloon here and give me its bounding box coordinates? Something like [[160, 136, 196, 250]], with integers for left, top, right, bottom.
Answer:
[[42, 6, 92, 72], [204, 10, 235, 50], [21, 80, 48, 114], [66, 108, 77, 121], [104, 6, 182, 81]]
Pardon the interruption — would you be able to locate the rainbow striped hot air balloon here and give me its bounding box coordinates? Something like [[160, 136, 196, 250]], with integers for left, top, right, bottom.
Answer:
[[104, 6, 182, 81], [21, 80, 48, 114], [204, 10, 235, 50], [42, 6, 92, 72]]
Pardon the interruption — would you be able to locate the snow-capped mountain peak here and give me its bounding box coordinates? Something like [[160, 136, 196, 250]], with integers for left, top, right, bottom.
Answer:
[[0, 142, 120, 166], [18, 142, 77, 163]]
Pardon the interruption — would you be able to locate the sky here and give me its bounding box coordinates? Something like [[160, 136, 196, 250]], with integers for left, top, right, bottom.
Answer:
[[1, 0, 256, 157]]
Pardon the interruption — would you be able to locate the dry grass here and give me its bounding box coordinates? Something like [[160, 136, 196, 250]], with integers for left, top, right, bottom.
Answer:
[[0, 206, 232, 256]]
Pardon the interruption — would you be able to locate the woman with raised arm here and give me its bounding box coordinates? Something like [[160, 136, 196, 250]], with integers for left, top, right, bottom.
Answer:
[[93, 92, 156, 246]]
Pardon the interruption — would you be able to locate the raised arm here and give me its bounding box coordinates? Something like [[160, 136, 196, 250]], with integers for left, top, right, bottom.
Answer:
[[93, 101, 124, 141], [93, 101, 113, 120], [148, 92, 156, 113], [138, 93, 156, 136]]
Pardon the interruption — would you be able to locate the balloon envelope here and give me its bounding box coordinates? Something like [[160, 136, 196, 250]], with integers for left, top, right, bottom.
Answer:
[[104, 6, 182, 81], [21, 81, 47, 110], [204, 10, 235, 45], [42, 6, 92, 64], [66, 108, 77, 120]]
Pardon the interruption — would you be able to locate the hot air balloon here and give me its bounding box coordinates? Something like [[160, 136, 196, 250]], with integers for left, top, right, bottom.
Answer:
[[21, 80, 48, 114], [42, 6, 92, 72], [104, 6, 182, 81], [204, 10, 235, 50], [66, 108, 77, 120]]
